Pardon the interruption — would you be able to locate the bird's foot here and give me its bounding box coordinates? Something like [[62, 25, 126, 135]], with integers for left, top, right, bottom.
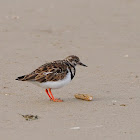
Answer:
[[51, 98, 63, 102]]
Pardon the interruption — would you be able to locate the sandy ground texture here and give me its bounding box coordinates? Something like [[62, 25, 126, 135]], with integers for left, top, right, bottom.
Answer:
[[0, 0, 140, 139]]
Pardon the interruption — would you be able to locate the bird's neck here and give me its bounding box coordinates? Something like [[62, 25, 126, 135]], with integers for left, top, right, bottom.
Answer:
[[65, 60, 76, 80]]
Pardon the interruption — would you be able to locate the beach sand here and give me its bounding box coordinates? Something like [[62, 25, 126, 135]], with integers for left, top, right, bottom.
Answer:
[[0, 0, 140, 139]]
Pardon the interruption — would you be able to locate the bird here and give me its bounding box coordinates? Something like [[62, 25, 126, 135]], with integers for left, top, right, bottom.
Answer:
[[16, 55, 87, 102]]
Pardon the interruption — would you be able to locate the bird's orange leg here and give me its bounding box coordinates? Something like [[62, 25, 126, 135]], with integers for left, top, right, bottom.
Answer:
[[48, 88, 63, 102], [45, 89, 52, 100]]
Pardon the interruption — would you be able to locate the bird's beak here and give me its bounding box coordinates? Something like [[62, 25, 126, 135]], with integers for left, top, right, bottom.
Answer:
[[78, 62, 87, 67]]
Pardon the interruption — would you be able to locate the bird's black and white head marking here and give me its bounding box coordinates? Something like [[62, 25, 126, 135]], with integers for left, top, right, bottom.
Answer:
[[65, 55, 87, 80], [65, 55, 87, 67]]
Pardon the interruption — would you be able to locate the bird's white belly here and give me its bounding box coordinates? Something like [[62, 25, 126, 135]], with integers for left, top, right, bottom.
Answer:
[[31, 71, 71, 89]]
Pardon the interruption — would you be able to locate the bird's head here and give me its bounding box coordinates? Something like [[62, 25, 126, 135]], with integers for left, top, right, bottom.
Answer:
[[65, 55, 87, 67]]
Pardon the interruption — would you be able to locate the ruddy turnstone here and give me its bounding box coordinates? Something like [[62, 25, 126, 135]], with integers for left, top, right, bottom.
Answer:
[[16, 55, 87, 102]]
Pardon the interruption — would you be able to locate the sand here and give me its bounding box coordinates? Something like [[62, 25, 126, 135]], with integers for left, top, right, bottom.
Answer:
[[0, 0, 140, 139]]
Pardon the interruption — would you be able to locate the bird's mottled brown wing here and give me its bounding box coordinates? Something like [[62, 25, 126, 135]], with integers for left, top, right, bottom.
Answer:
[[21, 61, 68, 83]]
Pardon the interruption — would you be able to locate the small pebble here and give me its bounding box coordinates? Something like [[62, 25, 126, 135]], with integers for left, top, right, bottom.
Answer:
[[95, 125, 103, 128], [120, 104, 126, 106], [124, 55, 128, 57], [70, 127, 80, 130], [112, 100, 117, 105]]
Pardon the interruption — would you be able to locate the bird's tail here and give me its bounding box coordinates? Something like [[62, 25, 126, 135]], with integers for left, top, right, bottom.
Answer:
[[15, 75, 26, 81]]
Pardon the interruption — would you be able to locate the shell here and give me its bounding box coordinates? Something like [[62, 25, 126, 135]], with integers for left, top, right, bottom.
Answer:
[[74, 94, 93, 101]]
